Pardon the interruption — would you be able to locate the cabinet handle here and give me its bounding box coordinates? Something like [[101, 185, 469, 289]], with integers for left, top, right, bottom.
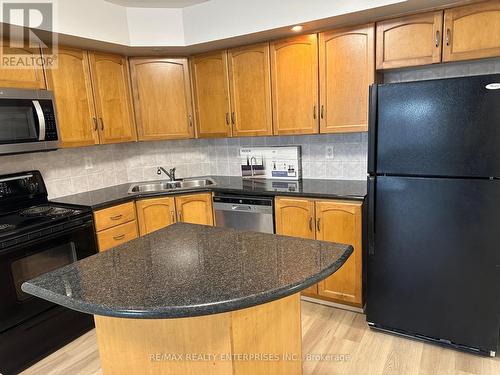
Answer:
[[171, 211, 175, 223], [99, 117, 104, 131], [225, 112, 230, 126], [92, 117, 98, 131], [178, 211, 183, 221], [435, 30, 440, 47], [231, 112, 235, 125], [446, 28, 451, 46], [316, 218, 321, 232], [188, 114, 193, 127], [110, 214, 123, 221], [320, 105, 324, 120], [113, 234, 125, 241], [309, 217, 313, 232], [313, 105, 317, 120]]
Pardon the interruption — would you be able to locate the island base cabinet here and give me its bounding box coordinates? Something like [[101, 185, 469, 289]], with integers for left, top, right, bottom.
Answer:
[[94, 293, 302, 375]]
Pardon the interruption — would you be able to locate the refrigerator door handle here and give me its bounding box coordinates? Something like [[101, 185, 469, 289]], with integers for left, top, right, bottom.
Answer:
[[367, 84, 378, 174], [368, 176, 376, 255]]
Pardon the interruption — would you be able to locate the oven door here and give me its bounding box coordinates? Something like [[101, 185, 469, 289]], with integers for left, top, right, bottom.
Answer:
[[0, 219, 97, 333]]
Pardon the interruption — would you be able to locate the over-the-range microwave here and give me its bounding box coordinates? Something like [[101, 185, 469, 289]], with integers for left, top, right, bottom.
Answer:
[[0, 88, 59, 155]]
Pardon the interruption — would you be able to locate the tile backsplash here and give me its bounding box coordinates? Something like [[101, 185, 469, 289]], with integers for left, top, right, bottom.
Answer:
[[2, 57, 499, 199], [0, 133, 368, 199]]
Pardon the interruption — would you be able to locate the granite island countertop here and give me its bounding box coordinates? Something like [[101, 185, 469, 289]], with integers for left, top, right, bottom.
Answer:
[[22, 223, 353, 319], [52, 175, 367, 210]]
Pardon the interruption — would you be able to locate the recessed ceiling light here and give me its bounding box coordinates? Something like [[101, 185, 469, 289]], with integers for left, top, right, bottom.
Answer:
[[291, 25, 303, 32]]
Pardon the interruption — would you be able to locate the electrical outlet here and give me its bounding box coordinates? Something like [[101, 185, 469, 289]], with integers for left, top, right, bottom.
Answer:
[[84, 157, 93, 170], [325, 146, 334, 160]]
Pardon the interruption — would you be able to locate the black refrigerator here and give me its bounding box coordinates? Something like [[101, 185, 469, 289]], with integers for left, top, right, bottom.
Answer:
[[366, 73, 500, 356]]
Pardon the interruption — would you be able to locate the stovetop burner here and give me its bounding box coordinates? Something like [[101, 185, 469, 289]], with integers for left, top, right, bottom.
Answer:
[[0, 223, 15, 231], [19, 206, 80, 219]]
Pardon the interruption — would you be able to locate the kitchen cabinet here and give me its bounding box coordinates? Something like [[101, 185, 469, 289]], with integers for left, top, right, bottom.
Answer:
[[443, 0, 500, 62], [190, 51, 232, 138], [376, 11, 443, 69], [94, 202, 138, 252], [227, 43, 273, 137], [270, 34, 319, 135], [0, 43, 46, 89], [129, 58, 194, 141], [47, 47, 98, 147], [88, 52, 137, 144], [176, 193, 214, 226], [48, 48, 136, 147], [319, 24, 374, 133], [136, 197, 177, 236], [275, 196, 363, 306]]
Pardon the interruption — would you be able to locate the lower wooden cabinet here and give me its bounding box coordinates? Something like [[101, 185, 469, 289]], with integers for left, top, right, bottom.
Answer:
[[175, 193, 214, 226], [97, 221, 139, 252], [275, 196, 363, 306], [94, 202, 139, 252], [135, 193, 214, 237]]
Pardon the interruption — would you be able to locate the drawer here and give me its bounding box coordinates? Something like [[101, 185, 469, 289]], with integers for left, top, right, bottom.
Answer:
[[97, 221, 138, 252], [94, 202, 136, 231]]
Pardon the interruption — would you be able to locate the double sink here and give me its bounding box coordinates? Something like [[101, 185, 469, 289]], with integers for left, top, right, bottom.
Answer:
[[128, 178, 216, 194]]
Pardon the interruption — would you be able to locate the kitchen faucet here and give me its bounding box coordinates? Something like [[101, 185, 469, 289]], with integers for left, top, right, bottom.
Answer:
[[157, 167, 176, 181]]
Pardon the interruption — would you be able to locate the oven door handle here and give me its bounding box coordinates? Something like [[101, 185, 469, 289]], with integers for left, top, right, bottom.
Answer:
[[33, 100, 46, 141]]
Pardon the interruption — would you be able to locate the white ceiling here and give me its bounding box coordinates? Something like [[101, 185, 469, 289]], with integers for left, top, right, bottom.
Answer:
[[105, 0, 209, 8]]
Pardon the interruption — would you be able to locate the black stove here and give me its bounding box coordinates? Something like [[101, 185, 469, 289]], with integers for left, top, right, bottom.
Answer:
[[0, 171, 97, 375]]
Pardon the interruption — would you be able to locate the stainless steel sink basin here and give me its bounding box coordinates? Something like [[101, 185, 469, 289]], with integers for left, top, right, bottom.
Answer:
[[128, 178, 216, 194]]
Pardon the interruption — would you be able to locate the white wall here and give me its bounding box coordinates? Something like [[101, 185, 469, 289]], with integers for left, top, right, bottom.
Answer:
[[126, 7, 185, 46]]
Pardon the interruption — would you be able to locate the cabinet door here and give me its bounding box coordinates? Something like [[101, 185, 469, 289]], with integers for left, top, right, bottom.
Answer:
[[130, 58, 194, 140], [47, 47, 98, 147], [316, 200, 362, 306], [228, 43, 273, 137], [319, 24, 374, 134], [270, 34, 319, 135], [136, 197, 176, 236], [376, 11, 443, 69], [275, 197, 317, 294], [175, 193, 214, 226], [191, 51, 232, 138], [0, 44, 46, 89], [89, 52, 137, 144], [443, 1, 500, 62]]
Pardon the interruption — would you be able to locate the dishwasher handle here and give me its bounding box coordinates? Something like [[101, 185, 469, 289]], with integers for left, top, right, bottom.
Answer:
[[231, 205, 252, 211]]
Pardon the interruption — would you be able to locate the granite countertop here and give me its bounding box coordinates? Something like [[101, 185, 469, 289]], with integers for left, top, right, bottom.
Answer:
[[22, 223, 353, 319], [52, 175, 367, 210]]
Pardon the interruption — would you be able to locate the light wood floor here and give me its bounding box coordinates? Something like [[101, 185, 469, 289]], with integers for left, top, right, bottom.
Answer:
[[22, 301, 500, 375]]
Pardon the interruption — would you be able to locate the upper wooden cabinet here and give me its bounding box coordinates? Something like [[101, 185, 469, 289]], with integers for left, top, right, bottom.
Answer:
[[228, 43, 273, 137], [88, 52, 137, 144], [47, 47, 99, 147], [270, 34, 319, 135], [136, 197, 177, 236], [190, 51, 231, 138], [316, 200, 363, 306], [130, 58, 194, 141], [319, 24, 374, 133], [376, 11, 443, 69], [0, 44, 46, 89], [176, 193, 214, 226], [443, 0, 500, 62]]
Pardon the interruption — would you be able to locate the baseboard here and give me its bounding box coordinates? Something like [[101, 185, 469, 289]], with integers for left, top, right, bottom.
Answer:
[[300, 296, 364, 314]]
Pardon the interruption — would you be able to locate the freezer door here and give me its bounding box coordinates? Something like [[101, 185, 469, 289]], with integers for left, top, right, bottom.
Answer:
[[366, 176, 500, 353], [375, 74, 500, 177]]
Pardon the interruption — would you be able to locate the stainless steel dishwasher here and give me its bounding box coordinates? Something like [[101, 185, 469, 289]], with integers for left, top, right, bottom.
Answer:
[[213, 194, 274, 234]]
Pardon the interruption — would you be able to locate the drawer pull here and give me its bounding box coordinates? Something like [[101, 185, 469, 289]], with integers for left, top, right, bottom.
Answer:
[[110, 214, 123, 221], [113, 234, 125, 241]]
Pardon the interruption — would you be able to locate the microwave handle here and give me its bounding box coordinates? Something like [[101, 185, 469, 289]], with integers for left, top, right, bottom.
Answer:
[[32, 100, 46, 141]]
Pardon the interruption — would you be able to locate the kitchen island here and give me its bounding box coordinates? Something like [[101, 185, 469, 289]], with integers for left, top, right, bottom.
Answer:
[[22, 223, 352, 375]]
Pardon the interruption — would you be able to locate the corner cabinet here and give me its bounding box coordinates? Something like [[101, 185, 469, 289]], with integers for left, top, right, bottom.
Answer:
[[270, 34, 319, 135], [190, 51, 232, 138], [129, 58, 194, 141], [376, 11, 443, 70], [275, 196, 363, 307], [319, 24, 374, 133], [442, 0, 500, 62], [0, 43, 47, 89], [47, 47, 137, 147]]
